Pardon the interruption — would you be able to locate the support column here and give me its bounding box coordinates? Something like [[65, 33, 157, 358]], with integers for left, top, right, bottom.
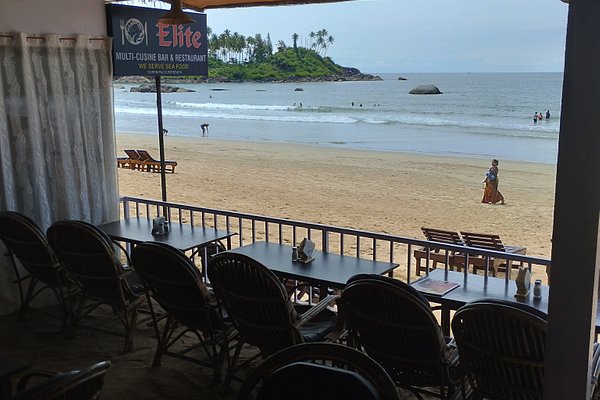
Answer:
[[545, 1, 600, 398]]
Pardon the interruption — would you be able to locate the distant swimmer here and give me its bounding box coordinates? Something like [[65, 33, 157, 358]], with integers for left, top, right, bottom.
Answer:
[[546, 110, 551, 119], [533, 112, 538, 123], [200, 123, 209, 137], [352, 102, 354, 107], [538, 112, 543, 121]]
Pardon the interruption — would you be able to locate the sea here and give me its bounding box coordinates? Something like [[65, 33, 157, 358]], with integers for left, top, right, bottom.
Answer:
[[114, 72, 563, 164]]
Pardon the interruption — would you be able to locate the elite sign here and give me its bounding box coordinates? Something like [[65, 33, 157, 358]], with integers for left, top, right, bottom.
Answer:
[[106, 5, 208, 77]]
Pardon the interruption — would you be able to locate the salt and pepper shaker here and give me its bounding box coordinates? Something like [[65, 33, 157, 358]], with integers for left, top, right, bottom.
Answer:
[[291, 246, 298, 262], [533, 279, 542, 299]]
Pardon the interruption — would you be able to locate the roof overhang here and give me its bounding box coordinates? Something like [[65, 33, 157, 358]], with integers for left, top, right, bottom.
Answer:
[[107, 0, 353, 12]]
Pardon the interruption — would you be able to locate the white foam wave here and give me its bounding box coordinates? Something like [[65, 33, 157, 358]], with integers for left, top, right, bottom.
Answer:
[[113, 105, 559, 138], [169, 101, 293, 111]]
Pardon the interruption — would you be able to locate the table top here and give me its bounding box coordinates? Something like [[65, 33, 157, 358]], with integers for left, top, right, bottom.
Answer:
[[416, 269, 549, 311], [226, 241, 398, 289], [98, 218, 234, 252]]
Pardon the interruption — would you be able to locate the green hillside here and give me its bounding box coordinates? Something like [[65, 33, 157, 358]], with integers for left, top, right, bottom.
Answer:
[[208, 47, 343, 81]]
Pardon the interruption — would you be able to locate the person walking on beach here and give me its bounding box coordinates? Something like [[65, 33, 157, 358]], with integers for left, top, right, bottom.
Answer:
[[481, 159, 505, 205], [200, 123, 209, 137]]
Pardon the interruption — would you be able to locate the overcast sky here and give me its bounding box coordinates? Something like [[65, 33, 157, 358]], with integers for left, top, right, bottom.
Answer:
[[204, 0, 568, 74], [130, 0, 569, 73]]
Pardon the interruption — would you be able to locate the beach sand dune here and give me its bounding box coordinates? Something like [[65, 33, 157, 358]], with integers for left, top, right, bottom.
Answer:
[[117, 133, 555, 281]]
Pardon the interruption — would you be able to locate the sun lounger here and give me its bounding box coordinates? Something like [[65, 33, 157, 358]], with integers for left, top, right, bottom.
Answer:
[[119, 149, 144, 170], [414, 227, 465, 275], [136, 149, 177, 173], [458, 231, 527, 276]]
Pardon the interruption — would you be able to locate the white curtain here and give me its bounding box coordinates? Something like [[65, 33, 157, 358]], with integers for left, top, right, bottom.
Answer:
[[0, 33, 118, 314]]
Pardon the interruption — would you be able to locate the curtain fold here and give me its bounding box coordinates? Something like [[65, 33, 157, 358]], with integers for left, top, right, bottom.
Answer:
[[0, 33, 118, 314], [0, 33, 118, 228]]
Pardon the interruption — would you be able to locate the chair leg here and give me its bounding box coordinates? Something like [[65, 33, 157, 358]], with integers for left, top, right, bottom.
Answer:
[[122, 304, 141, 354], [18, 279, 38, 320], [223, 339, 244, 392], [153, 316, 174, 367]]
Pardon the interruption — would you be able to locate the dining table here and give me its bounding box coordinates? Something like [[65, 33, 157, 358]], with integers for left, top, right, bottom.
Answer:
[[98, 217, 235, 277], [225, 241, 399, 298], [412, 269, 600, 336]]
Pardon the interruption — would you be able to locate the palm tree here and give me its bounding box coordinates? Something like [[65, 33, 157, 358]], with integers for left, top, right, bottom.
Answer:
[[292, 33, 299, 54], [276, 40, 286, 52], [323, 35, 335, 56], [309, 31, 316, 49]]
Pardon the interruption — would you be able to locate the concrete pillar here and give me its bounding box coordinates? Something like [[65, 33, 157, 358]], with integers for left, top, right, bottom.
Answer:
[[545, 0, 600, 398]]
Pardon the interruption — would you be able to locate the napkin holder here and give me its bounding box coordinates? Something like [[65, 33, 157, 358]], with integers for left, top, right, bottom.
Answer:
[[297, 238, 315, 264], [151, 216, 170, 236], [514, 267, 531, 299]]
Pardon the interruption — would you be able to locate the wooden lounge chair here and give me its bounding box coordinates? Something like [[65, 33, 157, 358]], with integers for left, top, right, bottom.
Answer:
[[452, 299, 600, 400], [136, 149, 177, 173], [131, 242, 237, 384], [0, 211, 79, 329], [9, 360, 110, 400], [207, 252, 339, 389], [121, 149, 143, 170], [47, 220, 148, 353], [458, 231, 527, 276], [340, 274, 461, 400], [414, 227, 465, 275], [237, 343, 401, 400]]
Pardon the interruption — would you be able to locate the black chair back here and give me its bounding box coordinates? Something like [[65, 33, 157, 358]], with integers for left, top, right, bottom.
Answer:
[[238, 342, 400, 400], [10, 361, 110, 400], [208, 252, 302, 355], [451, 299, 547, 400], [0, 211, 67, 287], [47, 220, 130, 307], [131, 242, 221, 330], [341, 274, 454, 398]]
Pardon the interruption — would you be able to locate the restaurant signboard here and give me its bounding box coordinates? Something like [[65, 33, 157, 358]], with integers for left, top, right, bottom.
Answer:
[[106, 4, 207, 77]]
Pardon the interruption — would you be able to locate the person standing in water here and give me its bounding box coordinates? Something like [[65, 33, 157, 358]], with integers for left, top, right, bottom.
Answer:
[[546, 110, 551, 119], [481, 159, 505, 205], [533, 112, 538, 123]]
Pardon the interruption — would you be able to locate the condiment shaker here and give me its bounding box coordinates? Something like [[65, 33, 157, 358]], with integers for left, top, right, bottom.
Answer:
[[533, 279, 542, 299], [291, 246, 298, 262]]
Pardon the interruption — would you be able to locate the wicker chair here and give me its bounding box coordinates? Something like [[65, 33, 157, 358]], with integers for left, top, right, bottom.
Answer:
[[47, 220, 147, 353], [131, 242, 236, 384], [451, 299, 600, 400], [0, 211, 78, 327], [238, 342, 401, 400], [207, 252, 339, 388], [9, 360, 110, 400], [340, 274, 460, 400]]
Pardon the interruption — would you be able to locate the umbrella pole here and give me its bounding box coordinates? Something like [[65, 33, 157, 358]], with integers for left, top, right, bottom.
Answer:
[[155, 76, 168, 215]]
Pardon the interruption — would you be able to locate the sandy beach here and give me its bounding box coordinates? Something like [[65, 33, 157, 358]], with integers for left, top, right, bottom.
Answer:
[[116, 132, 556, 265]]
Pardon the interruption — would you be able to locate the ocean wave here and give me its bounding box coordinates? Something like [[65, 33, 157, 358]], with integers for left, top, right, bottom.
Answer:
[[115, 107, 559, 138], [167, 101, 293, 111]]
